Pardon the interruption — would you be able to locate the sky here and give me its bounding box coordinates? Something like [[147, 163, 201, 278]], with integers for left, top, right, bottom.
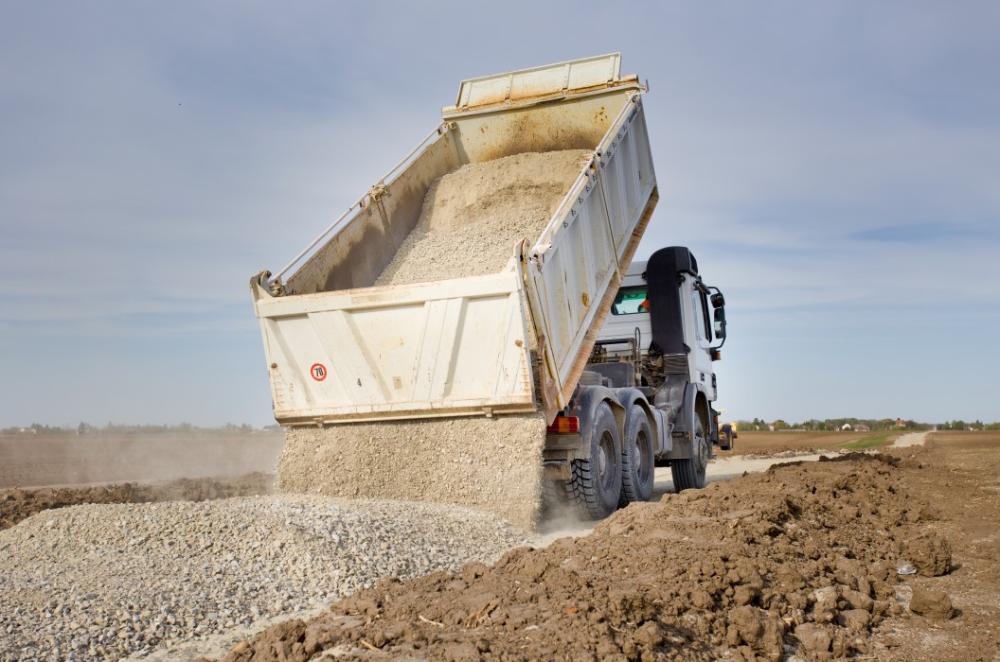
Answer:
[[2, 1, 998, 427]]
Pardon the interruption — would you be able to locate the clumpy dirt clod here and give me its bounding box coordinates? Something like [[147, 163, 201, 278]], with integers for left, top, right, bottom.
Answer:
[[217, 454, 939, 661], [278, 415, 547, 530], [903, 532, 952, 577], [908, 586, 954, 620], [374, 150, 590, 287]]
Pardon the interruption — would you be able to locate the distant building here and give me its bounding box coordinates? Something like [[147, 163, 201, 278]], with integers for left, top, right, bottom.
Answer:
[[894, 418, 907, 428], [855, 424, 871, 433], [840, 423, 852, 431]]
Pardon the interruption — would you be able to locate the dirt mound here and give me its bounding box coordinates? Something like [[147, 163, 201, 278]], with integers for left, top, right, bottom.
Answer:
[[374, 150, 589, 287], [0, 473, 272, 530], [214, 454, 932, 661]]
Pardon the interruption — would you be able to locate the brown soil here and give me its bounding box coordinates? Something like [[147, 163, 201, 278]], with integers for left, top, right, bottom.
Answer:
[[374, 150, 590, 287], [209, 435, 1000, 661], [870, 432, 1000, 660], [0, 473, 273, 530]]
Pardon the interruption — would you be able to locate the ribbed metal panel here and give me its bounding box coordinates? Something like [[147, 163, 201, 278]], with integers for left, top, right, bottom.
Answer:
[[662, 353, 689, 375]]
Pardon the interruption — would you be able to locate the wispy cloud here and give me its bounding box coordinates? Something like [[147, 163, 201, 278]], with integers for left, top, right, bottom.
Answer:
[[2, 1, 998, 425], [850, 222, 994, 243]]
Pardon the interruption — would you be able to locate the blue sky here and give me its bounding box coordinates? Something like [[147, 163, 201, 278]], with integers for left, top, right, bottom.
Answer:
[[2, 1, 998, 427]]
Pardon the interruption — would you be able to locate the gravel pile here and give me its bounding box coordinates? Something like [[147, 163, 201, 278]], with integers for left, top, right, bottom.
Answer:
[[0, 495, 528, 661], [374, 149, 589, 287]]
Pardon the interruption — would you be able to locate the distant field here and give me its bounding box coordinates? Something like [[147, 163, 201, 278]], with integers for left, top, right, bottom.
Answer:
[[929, 430, 1000, 449], [0, 431, 284, 488], [720, 430, 904, 456]]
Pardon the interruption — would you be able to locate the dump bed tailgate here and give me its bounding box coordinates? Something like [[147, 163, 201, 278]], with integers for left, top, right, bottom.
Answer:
[[252, 271, 536, 424]]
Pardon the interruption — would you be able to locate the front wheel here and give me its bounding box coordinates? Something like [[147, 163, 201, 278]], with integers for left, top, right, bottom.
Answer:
[[564, 402, 622, 519], [671, 413, 708, 491]]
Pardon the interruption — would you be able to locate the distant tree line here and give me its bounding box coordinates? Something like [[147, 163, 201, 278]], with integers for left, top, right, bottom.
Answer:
[[733, 418, 936, 432], [937, 420, 998, 431]]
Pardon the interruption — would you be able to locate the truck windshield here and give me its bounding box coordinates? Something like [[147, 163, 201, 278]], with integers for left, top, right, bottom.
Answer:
[[611, 286, 648, 315]]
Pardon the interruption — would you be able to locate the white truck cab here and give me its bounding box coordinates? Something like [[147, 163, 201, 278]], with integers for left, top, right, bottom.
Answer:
[[544, 246, 728, 518]]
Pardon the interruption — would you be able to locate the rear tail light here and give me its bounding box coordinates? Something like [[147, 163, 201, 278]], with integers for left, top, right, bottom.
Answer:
[[547, 416, 580, 434]]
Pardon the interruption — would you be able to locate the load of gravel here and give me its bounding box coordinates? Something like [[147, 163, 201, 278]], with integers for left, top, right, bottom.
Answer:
[[278, 414, 547, 531], [374, 149, 590, 287], [0, 495, 528, 661]]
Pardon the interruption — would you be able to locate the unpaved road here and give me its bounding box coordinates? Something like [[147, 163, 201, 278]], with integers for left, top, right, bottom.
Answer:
[[654, 429, 928, 497], [893, 430, 930, 447]]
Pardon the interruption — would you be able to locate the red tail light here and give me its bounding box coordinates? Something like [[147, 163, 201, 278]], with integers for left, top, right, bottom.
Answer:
[[547, 416, 580, 434]]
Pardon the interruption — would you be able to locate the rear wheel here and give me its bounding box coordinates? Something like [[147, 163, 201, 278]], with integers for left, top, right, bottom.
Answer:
[[671, 412, 708, 491], [620, 405, 654, 505], [565, 402, 622, 519]]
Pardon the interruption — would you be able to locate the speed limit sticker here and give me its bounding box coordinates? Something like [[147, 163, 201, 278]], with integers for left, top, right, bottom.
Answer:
[[309, 363, 328, 381]]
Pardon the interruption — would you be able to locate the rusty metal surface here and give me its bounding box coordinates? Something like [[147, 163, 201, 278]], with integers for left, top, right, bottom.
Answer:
[[448, 53, 625, 112]]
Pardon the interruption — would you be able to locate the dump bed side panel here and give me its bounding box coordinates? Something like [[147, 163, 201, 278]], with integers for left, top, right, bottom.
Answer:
[[253, 273, 536, 424], [523, 96, 657, 418]]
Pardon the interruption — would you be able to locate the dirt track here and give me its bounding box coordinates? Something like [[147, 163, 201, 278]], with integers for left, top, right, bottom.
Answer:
[[207, 432, 1000, 661]]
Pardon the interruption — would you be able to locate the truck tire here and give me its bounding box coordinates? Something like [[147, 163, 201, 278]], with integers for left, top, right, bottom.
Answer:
[[672, 414, 708, 491], [565, 402, 622, 519], [620, 405, 654, 505], [720, 428, 734, 451]]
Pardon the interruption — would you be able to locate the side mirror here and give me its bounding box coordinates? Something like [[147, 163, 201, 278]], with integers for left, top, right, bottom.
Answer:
[[713, 306, 727, 339], [710, 292, 725, 309]]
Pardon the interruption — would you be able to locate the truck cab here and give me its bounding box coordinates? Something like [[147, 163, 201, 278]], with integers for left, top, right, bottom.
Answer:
[[543, 246, 728, 518]]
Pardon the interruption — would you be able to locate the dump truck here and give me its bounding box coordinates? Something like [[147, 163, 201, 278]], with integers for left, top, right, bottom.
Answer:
[[250, 54, 729, 527]]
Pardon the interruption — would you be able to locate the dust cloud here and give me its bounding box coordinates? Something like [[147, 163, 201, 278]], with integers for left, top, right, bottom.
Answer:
[[0, 431, 284, 489]]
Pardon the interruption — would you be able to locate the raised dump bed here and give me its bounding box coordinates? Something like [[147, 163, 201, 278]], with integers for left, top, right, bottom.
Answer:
[[251, 54, 658, 527]]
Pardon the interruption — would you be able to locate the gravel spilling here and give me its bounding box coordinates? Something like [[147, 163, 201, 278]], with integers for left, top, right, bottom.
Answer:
[[278, 415, 547, 530], [374, 149, 589, 287], [0, 495, 528, 661]]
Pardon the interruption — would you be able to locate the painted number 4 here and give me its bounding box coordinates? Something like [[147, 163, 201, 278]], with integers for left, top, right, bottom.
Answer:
[[309, 363, 328, 382]]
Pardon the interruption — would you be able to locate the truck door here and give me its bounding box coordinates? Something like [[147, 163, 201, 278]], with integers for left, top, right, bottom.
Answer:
[[683, 276, 716, 401]]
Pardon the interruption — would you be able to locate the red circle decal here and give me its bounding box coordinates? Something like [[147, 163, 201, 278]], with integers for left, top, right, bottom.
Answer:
[[309, 363, 328, 381]]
